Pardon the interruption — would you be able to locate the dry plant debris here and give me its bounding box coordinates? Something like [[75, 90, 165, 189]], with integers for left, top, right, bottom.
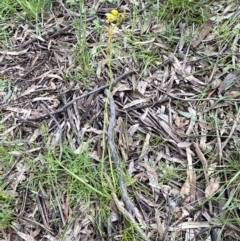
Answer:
[[1, 0, 240, 240]]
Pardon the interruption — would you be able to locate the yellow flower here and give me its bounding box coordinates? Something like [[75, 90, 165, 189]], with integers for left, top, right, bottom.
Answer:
[[111, 9, 119, 16], [106, 13, 117, 24], [106, 9, 125, 24]]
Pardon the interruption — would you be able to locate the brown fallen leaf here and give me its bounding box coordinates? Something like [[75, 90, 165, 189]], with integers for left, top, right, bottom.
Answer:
[[0, 48, 29, 55], [175, 115, 181, 127], [177, 142, 192, 149], [10, 226, 36, 241], [205, 177, 220, 198], [181, 147, 196, 203], [192, 19, 214, 48], [218, 70, 240, 95], [138, 133, 151, 160]]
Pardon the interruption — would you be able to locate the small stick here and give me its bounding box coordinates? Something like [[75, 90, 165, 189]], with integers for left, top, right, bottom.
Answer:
[[108, 94, 135, 215], [1, 156, 21, 181], [40, 102, 63, 161], [192, 141, 213, 214], [222, 107, 240, 150], [104, 173, 150, 241], [13, 25, 71, 50], [24, 70, 136, 121], [52, 182, 66, 226], [215, 109, 222, 162], [192, 142, 209, 185]]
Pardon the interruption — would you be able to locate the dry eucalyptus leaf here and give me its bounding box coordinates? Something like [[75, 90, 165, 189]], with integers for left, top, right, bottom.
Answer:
[[0, 48, 29, 55], [218, 70, 240, 95], [205, 177, 220, 198], [224, 90, 240, 98], [192, 19, 213, 48], [177, 142, 192, 149], [181, 179, 191, 197], [10, 225, 36, 241], [175, 115, 181, 127]]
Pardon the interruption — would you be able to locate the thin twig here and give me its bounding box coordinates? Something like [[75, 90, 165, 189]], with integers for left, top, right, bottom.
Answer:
[[13, 25, 71, 50], [61, 94, 76, 135], [192, 142, 209, 185], [52, 181, 66, 226], [221, 107, 240, 150], [11, 215, 54, 234], [1, 156, 21, 181], [40, 102, 63, 161], [37, 196, 50, 229], [0, 228, 9, 241], [24, 70, 136, 121], [130, 98, 169, 110], [162, 192, 174, 241], [192, 141, 212, 214], [12, 60, 46, 85], [215, 109, 222, 162], [108, 93, 136, 215], [104, 173, 150, 241], [56, 0, 82, 17], [155, 86, 240, 102]]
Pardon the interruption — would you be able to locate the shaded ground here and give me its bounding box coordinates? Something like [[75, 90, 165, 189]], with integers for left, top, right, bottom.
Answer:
[[1, 0, 240, 240]]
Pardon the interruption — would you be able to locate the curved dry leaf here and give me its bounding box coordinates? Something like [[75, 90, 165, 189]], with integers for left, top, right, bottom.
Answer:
[[192, 19, 213, 48], [205, 177, 220, 198], [0, 48, 29, 55], [123, 98, 149, 109], [207, 163, 217, 176], [0, 124, 21, 136], [224, 90, 240, 98], [218, 70, 240, 95], [134, 38, 155, 45], [158, 120, 180, 143], [138, 133, 151, 160], [175, 115, 181, 127], [10, 225, 36, 241], [181, 179, 191, 197], [16, 231, 35, 241], [177, 142, 192, 148], [178, 110, 197, 121], [175, 221, 211, 230], [136, 192, 158, 207]]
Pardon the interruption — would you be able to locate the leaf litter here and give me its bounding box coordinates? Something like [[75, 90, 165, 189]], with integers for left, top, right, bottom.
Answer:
[[1, 0, 240, 240]]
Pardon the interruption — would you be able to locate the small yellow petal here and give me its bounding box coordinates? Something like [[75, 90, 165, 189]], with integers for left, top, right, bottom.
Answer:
[[106, 13, 116, 23], [106, 13, 113, 19], [111, 9, 119, 16]]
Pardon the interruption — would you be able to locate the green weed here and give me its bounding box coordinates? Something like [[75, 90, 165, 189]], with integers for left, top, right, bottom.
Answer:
[[16, 0, 50, 21], [0, 146, 16, 228], [0, 188, 13, 228], [157, 0, 209, 24]]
